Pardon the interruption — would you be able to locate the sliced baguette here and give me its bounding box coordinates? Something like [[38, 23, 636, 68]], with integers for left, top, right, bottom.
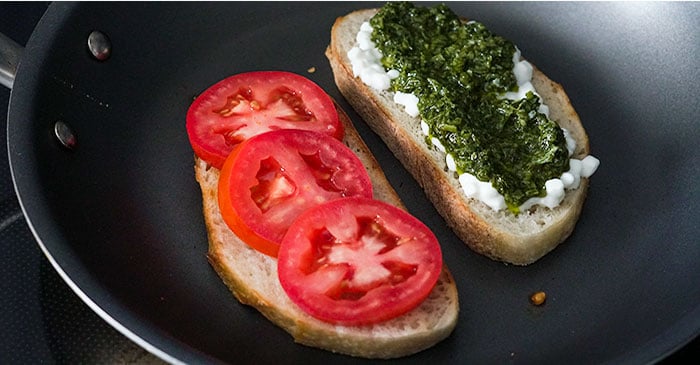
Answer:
[[194, 103, 459, 359], [326, 9, 592, 265]]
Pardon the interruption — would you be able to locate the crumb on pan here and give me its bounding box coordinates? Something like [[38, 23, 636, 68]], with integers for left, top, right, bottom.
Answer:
[[530, 291, 546, 306]]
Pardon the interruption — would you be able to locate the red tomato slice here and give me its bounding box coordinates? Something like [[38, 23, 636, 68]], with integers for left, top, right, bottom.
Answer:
[[187, 71, 343, 169], [277, 197, 442, 326], [218, 130, 373, 257]]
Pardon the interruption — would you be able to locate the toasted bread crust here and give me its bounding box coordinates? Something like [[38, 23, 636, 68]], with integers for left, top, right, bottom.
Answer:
[[326, 9, 592, 265], [195, 103, 458, 359]]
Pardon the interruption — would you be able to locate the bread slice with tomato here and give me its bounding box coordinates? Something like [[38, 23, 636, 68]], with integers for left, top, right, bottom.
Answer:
[[188, 71, 458, 359], [326, 6, 599, 265]]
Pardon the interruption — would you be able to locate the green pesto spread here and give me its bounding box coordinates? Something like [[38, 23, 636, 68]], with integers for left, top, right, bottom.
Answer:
[[369, 2, 569, 213]]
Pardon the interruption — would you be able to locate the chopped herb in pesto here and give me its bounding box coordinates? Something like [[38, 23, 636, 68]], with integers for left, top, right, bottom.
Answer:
[[370, 2, 570, 213]]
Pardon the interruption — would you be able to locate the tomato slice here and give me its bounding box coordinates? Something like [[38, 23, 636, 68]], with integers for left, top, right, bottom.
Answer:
[[187, 71, 343, 169], [218, 130, 373, 257], [277, 197, 442, 326]]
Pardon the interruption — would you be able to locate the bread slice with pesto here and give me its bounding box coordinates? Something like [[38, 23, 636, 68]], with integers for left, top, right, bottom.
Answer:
[[195, 103, 459, 359], [326, 8, 596, 265]]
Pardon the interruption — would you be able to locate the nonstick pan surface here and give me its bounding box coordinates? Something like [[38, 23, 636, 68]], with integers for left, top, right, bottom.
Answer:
[[7, 2, 699, 364]]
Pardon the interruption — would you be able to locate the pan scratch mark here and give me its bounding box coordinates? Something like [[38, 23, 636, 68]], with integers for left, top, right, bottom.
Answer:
[[0, 211, 24, 232], [52, 75, 75, 90], [51, 75, 112, 109], [83, 93, 111, 109]]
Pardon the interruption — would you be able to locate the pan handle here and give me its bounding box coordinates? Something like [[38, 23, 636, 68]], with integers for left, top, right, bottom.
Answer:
[[0, 32, 23, 89]]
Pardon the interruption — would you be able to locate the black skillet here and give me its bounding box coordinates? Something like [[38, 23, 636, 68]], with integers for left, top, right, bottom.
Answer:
[[4, 2, 699, 364]]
